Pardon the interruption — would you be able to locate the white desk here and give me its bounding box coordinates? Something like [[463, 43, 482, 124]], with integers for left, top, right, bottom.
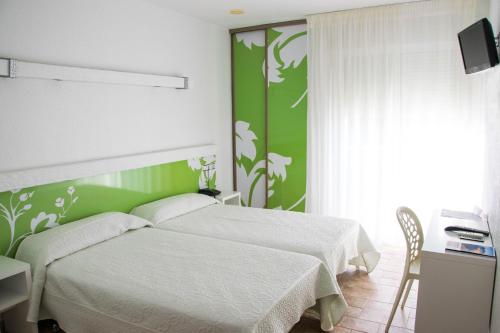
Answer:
[[415, 211, 496, 333]]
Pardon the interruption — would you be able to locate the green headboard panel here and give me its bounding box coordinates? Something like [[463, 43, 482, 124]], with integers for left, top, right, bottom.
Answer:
[[0, 155, 215, 257]]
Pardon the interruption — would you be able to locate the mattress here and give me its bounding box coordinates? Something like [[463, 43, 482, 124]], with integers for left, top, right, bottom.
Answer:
[[152, 204, 381, 327], [20, 227, 338, 333]]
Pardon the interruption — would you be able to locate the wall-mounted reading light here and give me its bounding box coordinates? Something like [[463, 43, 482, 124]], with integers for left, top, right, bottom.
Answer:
[[0, 58, 188, 89]]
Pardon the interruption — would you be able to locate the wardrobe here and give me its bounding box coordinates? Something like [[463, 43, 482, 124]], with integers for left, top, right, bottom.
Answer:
[[231, 22, 307, 211]]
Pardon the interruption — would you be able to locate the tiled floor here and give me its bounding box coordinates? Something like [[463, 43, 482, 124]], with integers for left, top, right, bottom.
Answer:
[[291, 245, 416, 333], [40, 245, 414, 333]]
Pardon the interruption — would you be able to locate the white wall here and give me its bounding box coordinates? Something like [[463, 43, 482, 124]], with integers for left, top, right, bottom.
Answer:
[[0, 0, 233, 191], [486, 1, 500, 332]]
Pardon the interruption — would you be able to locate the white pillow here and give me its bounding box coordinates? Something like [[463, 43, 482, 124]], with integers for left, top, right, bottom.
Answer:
[[130, 193, 218, 225], [17, 212, 152, 265], [16, 212, 152, 322]]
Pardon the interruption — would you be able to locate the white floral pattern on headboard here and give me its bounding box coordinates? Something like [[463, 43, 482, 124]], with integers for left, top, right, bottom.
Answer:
[[188, 155, 216, 189], [1, 186, 79, 256]]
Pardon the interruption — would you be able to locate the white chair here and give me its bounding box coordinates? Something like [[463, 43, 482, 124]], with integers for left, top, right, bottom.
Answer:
[[385, 207, 424, 332]]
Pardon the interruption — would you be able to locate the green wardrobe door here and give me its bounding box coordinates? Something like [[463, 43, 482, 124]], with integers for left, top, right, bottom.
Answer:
[[267, 25, 307, 212], [233, 31, 267, 208]]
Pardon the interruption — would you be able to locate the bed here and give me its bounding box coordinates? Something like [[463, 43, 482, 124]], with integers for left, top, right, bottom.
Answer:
[[131, 193, 381, 328], [16, 212, 340, 333]]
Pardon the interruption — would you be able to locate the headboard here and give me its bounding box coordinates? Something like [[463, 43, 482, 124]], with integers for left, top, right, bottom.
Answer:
[[0, 146, 216, 257]]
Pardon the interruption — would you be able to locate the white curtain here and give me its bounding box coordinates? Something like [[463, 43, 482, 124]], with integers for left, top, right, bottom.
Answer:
[[306, 0, 489, 243]]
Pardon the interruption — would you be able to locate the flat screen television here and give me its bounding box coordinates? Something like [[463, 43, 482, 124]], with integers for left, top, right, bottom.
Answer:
[[458, 18, 499, 74]]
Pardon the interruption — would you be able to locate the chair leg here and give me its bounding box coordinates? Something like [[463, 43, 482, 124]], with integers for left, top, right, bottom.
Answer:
[[401, 279, 413, 308], [385, 277, 407, 332]]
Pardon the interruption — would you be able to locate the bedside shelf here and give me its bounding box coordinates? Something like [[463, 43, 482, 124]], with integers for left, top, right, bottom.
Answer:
[[0, 256, 28, 280], [215, 191, 241, 206], [0, 288, 29, 313], [0, 256, 35, 333]]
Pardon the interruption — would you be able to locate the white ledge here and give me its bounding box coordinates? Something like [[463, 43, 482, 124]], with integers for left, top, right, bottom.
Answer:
[[0, 145, 216, 191]]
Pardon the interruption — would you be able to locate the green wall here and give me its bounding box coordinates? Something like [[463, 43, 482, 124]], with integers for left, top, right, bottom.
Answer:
[[233, 25, 307, 211], [0, 156, 215, 257]]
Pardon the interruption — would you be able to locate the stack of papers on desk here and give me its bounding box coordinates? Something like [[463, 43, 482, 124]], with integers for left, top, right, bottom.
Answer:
[[441, 209, 482, 221]]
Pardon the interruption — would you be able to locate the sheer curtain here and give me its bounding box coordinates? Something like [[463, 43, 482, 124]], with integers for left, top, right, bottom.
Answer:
[[306, 0, 489, 243]]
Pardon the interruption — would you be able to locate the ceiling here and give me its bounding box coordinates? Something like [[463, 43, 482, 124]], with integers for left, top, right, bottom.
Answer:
[[149, 0, 419, 29]]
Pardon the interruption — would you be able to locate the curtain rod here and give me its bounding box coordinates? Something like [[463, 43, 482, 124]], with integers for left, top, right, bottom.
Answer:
[[305, 0, 431, 18], [229, 0, 430, 34]]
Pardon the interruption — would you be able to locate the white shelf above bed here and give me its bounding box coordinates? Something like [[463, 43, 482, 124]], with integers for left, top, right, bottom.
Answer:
[[0, 144, 217, 192]]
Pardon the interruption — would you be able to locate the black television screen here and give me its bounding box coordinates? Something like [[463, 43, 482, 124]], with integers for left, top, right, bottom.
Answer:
[[458, 18, 499, 74]]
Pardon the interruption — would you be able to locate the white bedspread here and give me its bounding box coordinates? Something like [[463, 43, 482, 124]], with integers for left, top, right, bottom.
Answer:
[[18, 227, 339, 333], [153, 205, 381, 327]]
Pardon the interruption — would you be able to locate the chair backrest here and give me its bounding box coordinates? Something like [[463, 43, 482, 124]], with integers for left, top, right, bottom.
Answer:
[[396, 206, 424, 265]]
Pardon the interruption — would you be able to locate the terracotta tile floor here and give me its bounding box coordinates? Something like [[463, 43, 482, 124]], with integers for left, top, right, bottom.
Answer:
[[291, 245, 415, 333], [40, 245, 412, 333]]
